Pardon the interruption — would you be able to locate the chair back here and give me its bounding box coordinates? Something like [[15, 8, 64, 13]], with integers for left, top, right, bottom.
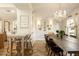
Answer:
[[24, 34, 31, 40], [47, 38, 57, 48], [44, 34, 49, 43]]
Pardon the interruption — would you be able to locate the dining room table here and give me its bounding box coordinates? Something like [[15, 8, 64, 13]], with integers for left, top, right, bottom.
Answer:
[[46, 33, 79, 56]]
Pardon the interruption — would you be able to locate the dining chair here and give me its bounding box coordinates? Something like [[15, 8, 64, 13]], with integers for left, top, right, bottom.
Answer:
[[44, 34, 52, 54], [47, 38, 63, 56], [44, 35, 55, 55], [44, 34, 49, 48]]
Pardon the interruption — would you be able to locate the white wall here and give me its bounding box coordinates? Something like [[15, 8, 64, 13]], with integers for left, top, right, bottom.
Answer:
[[0, 3, 15, 7], [32, 15, 44, 40], [16, 8, 32, 36], [72, 8, 79, 39], [57, 8, 79, 39], [32, 15, 61, 40], [73, 15, 79, 39]]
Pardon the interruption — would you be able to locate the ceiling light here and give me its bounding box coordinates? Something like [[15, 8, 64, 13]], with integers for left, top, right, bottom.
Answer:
[[6, 9, 15, 13], [54, 4, 67, 18], [54, 10, 66, 18], [10, 10, 15, 13]]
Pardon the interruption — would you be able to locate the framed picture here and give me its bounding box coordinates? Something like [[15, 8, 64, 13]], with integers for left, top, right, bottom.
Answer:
[[20, 15, 29, 28], [38, 28, 42, 30]]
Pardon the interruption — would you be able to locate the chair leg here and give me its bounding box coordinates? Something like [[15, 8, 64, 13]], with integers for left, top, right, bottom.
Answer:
[[58, 53, 60, 56], [45, 44, 48, 49], [70, 53, 72, 56], [55, 52, 60, 56], [53, 51, 63, 56], [65, 52, 67, 56], [60, 51, 63, 56], [30, 41, 33, 49], [48, 48, 51, 55], [54, 53, 55, 56], [48, 48, 50, 55], [50, 51, 52, 56]]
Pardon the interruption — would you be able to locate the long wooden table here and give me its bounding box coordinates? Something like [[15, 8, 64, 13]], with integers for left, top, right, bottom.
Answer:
[[47, 33, 79, 56]]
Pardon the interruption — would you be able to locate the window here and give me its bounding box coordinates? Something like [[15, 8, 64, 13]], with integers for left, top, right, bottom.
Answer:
[[66, 17, 76, 37]]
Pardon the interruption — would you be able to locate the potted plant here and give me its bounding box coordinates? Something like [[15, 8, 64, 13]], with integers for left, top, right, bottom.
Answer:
[[59, 30, 65, 39]]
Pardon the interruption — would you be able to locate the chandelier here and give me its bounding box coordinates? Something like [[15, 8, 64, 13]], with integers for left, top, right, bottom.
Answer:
[[54, 4, 67, 18]]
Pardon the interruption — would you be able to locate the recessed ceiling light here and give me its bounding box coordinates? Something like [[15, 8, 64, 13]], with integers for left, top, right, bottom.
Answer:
[[6, 10, 10, 12], [6, 9, 15, 13], [10, 10, 15, 13]]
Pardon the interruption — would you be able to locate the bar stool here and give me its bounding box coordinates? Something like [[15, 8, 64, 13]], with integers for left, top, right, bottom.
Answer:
[[16, 38, 22, 56], [24, 34, 33, 55], [24, 34, 32, 49]]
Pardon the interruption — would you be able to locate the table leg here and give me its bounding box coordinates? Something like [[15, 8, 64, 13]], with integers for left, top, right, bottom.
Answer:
[[21, 37, 24, 56], [9, 38, 11, 56]]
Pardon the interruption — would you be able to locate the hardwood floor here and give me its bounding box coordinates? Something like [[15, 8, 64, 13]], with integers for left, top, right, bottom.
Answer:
[[0, 40, 48, 56], [32, 40, 47, 56], [0, 40, 76, 56]]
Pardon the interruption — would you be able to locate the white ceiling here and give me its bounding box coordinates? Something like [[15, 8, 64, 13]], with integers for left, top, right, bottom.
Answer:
[[0, 3, 33, 21], [14, 3, 32, 10], [32, 3, 79, 18], [0, 7, 16, 20], [0, 3, 32, 20], [0, 4, 16, 20], [0, 3, 79, 20]]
